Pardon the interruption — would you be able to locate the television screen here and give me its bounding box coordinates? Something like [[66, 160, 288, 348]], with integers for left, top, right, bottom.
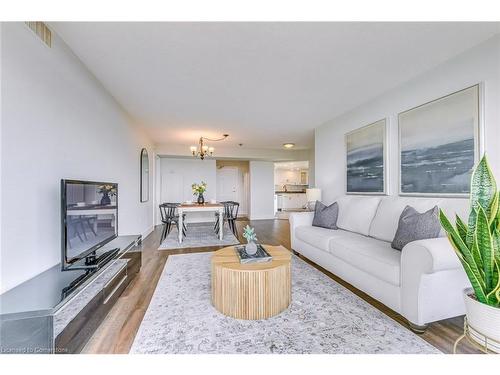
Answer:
[[61, 180, 118, 268]]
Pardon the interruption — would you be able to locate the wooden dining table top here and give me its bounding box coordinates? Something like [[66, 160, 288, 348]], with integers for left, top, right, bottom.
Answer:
[[178, 202, 224, 209]]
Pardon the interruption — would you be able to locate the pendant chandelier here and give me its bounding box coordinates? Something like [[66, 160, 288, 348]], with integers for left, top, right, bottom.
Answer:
[[190, 134, 229, 160]]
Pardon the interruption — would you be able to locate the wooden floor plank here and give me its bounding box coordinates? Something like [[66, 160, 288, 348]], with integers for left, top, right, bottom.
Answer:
[[81, 219, 479, 354]]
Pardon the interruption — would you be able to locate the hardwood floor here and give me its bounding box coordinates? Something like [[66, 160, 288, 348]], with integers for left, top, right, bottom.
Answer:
[[82, 218, 479, 354]]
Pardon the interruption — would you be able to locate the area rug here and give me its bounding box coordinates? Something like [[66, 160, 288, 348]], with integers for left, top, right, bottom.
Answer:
[[158, 223, 240, 250], [130, 252, 440, 354]]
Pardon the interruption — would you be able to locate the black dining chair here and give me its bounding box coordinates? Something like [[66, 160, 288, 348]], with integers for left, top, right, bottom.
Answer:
[[159, 203, 187, 243], [214, 201, 239, 237], [81, 215, 98, 237], [67, 216, 87, 248], [213, 201, 228, 233]]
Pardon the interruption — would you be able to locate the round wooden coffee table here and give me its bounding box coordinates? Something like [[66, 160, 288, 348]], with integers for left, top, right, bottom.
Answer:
[[211, 245, 292, 320]]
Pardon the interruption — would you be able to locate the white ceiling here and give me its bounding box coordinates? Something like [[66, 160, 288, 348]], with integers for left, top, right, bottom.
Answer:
[[51, 22, 500, 150]]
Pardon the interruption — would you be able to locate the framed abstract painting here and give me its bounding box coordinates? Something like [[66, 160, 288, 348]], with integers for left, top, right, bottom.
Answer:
[[345, 119, 387, 195], [399, 85, 481, 196]]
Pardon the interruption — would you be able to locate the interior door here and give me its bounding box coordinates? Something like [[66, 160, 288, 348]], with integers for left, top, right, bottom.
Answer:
[[216, 167, 239, 203]]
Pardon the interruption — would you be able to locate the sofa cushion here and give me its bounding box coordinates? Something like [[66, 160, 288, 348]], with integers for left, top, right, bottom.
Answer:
[[368, 197, 439, 242], [391, 205, 441, 250], [312, 201, 339, 229], [369, 196, 469, 242], [336, 196, 381, 236], [327, 230, 402, 286], [295, 225, 340, 252]]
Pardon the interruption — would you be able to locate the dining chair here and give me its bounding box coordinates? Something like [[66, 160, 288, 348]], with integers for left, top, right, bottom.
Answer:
[[81, 215, 98, 237], [214, 201, 239, 237], [159, 203, 187, 243], [213, 201, 228, 232]]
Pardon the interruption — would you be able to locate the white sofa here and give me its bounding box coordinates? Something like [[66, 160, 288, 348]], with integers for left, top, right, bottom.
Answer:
[[289, 195, 471, 331]]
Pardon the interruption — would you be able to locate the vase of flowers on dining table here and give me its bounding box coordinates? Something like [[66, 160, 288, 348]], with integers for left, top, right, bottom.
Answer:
[[192, 181, 207, 205], [98, 184, 117, 206]]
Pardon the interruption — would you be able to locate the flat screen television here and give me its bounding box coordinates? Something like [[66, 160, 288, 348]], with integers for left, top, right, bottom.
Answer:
[[61, 179, 118, 271]]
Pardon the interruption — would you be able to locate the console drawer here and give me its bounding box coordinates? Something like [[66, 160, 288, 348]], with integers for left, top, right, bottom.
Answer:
[[102, 263, 128, 305]]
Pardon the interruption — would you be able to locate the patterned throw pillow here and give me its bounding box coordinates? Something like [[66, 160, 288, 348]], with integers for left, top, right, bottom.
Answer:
[[391, 205, 441, 250], [312, 201, 339, 230]]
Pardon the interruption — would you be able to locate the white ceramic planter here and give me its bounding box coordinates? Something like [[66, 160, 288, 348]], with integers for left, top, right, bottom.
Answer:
[[463, 288, 500, 353], [245, 242, 258, 255]]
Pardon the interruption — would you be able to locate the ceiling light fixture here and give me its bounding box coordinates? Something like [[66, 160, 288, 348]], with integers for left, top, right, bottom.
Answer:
[[190, 134, 229, 160], [283, 143, 295, 149]]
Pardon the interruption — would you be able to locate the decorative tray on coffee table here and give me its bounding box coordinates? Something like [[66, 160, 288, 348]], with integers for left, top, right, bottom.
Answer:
[[234, 244, 273, 264]]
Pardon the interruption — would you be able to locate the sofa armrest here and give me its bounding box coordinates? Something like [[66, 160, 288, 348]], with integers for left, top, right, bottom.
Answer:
[[401, 237, 468, 325], [401, 237, 461, 274], [289, 211, 314, 251], [289, 211, 314, 229]]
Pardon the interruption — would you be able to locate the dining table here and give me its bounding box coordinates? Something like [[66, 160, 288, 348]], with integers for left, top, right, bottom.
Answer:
[[66, 204, 117, 233], [177, 202, 224, 244]]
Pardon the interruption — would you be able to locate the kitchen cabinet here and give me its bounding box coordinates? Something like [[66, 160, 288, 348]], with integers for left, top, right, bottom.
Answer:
[[277, 193, 307, 210], [300, 171, 308, 185]]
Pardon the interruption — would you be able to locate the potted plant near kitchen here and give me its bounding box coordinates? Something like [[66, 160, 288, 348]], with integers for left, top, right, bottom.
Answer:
[[440, 155, 500, 353]]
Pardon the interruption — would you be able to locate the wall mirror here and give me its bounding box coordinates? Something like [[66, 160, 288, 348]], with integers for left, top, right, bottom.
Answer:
[[140, 148, 149, 202]]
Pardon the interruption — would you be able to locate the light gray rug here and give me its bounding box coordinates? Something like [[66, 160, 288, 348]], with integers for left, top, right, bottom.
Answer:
[[158, 223, 240, 250], [130, 252, 440, 354]]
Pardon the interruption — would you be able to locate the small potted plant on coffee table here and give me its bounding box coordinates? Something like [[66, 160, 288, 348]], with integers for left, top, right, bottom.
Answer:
[[440, 155, 500, 353], [243, 225, 259, 255]]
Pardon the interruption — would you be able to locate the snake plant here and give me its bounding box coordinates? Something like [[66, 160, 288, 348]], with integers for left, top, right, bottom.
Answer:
[[440, 155, 500, 307]]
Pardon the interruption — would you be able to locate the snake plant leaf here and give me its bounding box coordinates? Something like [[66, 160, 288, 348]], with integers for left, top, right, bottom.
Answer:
[[466, 208, 477, 249], [486, 261, 500, 306], [446, 234, 488, 303], [492, 257, 500, 304], [476, 206, 495, 290], [472, 236, 484, 279], [455, 215, 468, 244], [497, 196, 500, 231], [494, 192, 500, 232], [490, 192, 499, 225], [493, 228, 500, 258], [493, 229, 500, 286], [470, 155, 497, 218], [440, 210, 486, 292], [468, 156, 497, 246]]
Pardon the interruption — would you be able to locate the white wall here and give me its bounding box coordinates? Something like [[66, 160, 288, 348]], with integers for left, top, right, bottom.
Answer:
[[249, 161, 275, 220], [308, 146, 316, 187], [315, 35, 500, 204], [158, 157, 217, 223], [0, 23, 155, 293]]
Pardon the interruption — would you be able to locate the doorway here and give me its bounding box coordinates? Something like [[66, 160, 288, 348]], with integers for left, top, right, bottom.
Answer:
[[216, 160, 249, 217]]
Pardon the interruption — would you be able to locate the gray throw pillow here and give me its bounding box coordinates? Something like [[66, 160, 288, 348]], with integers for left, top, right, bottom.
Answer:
[[312, 201, 338, 230], [391, 205, 441, 250]]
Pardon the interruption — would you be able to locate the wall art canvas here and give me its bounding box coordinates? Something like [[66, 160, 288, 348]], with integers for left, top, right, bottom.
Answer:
[[399, 85, 479, 196], [346, 119, 386, 194]]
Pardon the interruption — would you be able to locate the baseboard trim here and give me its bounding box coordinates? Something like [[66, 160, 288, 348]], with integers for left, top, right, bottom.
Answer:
[[141, 225, 155, 239], [249, 215, 276, 221]]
